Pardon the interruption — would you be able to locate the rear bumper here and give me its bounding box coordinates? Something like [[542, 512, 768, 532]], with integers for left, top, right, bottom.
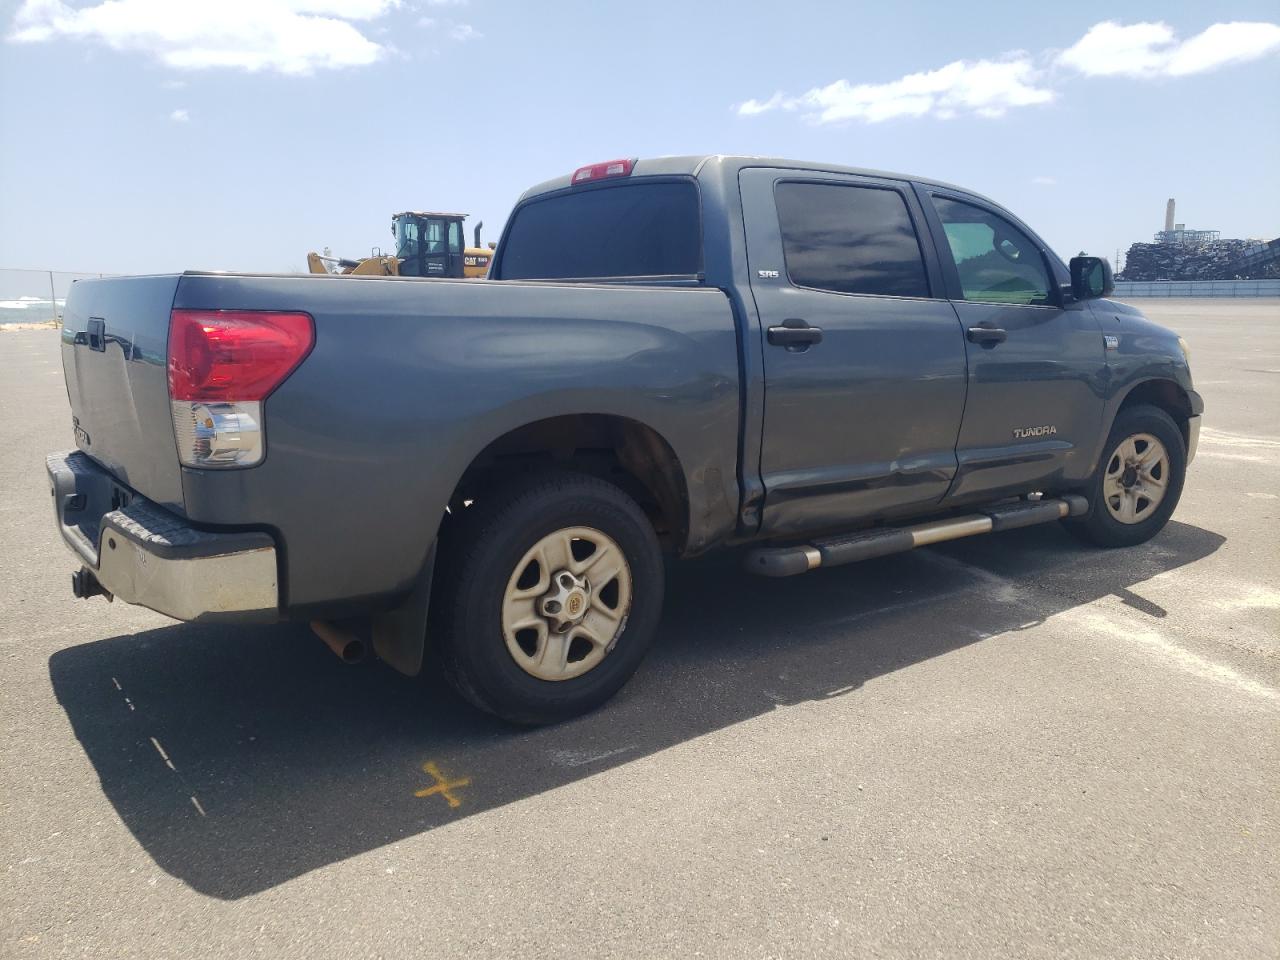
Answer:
[[47, 450, 279, 622]]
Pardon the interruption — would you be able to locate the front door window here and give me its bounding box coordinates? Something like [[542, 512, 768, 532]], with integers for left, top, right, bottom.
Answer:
[[932, 197, 1053, 306]]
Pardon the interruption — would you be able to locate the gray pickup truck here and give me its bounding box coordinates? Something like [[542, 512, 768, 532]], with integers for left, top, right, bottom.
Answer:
[[48, 155, 1201, 724]]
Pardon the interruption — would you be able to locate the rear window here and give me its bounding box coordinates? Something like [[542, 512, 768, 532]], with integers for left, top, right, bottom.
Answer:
[[497, 181, 702, 280]]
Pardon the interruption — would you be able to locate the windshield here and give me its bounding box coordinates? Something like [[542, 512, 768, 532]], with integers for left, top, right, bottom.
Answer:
[[393, 218, 420, 259]]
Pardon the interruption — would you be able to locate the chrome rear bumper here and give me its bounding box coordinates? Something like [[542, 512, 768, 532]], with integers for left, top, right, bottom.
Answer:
[[47, 450, 279, 622]]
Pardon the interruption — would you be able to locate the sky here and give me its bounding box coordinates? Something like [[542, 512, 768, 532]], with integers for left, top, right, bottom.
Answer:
[[1, 0, 1278, 277]]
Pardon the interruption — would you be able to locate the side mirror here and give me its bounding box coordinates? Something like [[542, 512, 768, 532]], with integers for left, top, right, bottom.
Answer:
[[1070, 255, 1114, 300]]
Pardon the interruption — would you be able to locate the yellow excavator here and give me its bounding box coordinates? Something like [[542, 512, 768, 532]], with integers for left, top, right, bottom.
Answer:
[[307, 211, 495, 279]]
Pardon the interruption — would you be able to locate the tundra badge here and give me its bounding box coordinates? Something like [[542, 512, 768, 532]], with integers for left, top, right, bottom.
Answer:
[[1013, 425, 1058, 439]]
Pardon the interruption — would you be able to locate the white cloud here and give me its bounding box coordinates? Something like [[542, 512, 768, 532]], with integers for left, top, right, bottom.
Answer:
[[1031, 175, 1056, 186], [424, 0, 468, 5], [1056, 20, 1280, 78], [1055, 21, 1172, 77], [415, 13, 479, 41], [738, 56, 1053, 124], [169, 107, 190, 122], [7, 0, 401, 74], [736, 92, 787, 116], [737, 20, 1280, 125]]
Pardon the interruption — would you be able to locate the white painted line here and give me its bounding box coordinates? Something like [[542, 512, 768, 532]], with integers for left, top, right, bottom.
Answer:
[[111, 677, 122, 691], [1194, 451, 1268, 463], [917, 551, 1280, 704], [1072, 611, 1279, 703], [1211, 584, 1280, 613], [190, 796, 207, 817], [1199, 427, 1280, 449], [151, 736, 178, 768]]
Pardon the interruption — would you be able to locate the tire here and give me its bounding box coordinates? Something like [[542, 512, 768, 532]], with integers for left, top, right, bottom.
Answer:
[[430, 470, 664, 725], [1064, 403, 1186, 548]]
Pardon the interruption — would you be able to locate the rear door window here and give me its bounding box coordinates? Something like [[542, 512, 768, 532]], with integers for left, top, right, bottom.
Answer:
[[498, 181, 701, 280], [775, 182, 931, 299]]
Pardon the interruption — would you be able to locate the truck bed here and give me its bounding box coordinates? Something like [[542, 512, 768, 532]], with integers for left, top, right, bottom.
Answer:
[[59, 271, 742, 615]]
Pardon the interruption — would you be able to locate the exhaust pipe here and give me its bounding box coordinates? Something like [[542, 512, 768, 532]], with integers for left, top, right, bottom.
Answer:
[[311, 620, 366, 664], [473, 220, 483, 249]]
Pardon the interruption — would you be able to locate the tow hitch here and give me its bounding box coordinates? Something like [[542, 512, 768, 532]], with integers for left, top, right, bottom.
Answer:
[[71, 566, 112, 602]]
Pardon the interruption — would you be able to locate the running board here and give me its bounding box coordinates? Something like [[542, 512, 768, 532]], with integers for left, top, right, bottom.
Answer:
[[745, 495, 1089, 577]]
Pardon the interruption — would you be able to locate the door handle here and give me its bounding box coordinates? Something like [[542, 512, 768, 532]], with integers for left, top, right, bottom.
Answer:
[[86, 318, 106, 352], [767, 318, 823, 351], [966, 324, 1007, 348]]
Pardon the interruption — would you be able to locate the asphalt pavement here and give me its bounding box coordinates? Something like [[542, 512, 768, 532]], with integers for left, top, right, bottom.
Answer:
[[2, 299, 1277, 959]]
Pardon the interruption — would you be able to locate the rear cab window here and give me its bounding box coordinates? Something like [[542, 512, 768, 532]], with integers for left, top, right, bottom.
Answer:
[[495, 180, 702, 281]]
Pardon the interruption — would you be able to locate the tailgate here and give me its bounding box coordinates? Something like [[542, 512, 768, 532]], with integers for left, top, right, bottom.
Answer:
[[60, 276, 185, 511]]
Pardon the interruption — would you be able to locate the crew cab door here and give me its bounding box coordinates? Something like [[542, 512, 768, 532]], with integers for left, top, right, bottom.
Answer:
[[915, 187, 1107, 502], [740, 168, 969, 537]]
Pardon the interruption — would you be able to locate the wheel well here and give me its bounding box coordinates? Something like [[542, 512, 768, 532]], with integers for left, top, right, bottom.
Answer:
[[1116, 379, 1193, 447], [447, 415, 690, 551]]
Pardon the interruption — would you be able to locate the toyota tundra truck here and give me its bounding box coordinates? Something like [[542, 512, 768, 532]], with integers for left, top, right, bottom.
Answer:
[[47, 155, 1202, 724]]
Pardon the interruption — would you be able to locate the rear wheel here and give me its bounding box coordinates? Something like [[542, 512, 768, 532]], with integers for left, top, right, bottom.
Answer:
[[432, 471, 664, 725], [1065, 404, 1186, 548]]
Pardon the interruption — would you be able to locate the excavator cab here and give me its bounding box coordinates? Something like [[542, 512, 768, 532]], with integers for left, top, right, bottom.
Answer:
[[392, 212, 467, 278]]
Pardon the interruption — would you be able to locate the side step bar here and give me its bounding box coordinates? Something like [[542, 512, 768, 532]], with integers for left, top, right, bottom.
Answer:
[[746, 495, 1089, 577]]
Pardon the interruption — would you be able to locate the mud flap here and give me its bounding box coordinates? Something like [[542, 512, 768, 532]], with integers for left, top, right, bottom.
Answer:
[[371, 541, 436, 676]]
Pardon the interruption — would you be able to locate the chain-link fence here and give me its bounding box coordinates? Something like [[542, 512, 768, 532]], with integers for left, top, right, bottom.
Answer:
[[0, 269, 110, 325]]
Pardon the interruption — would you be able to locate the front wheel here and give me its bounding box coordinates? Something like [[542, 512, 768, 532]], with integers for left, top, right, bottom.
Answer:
[[1064, 404, 1187, 548], [431, 471, 664, 725]]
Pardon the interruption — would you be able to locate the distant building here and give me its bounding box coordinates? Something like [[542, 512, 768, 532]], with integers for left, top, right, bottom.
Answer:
[[1119, 198, 1278, 281], [1154, 227, 1221, 246], [1152, 198, 1220, 246]]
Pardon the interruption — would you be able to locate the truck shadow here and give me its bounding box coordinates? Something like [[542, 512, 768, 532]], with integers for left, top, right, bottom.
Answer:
[[49, 520, 1223, 900]]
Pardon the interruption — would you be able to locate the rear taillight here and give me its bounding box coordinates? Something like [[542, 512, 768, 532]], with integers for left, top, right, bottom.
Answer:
[[168, 309, 313, 402], [570, 158, 634, 185], [168, 309, 314, 469]]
